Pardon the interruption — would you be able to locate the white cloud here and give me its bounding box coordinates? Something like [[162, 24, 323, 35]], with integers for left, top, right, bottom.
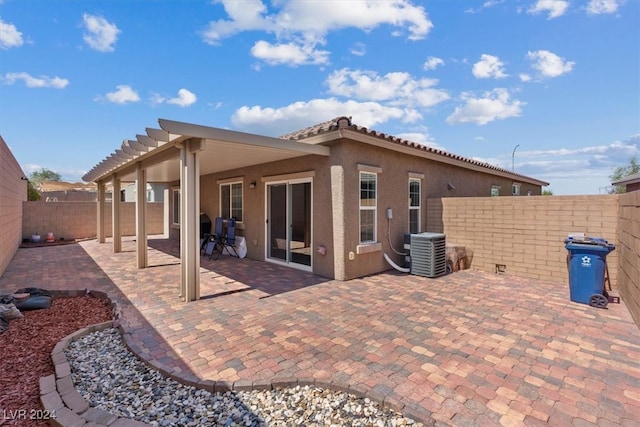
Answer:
[[586, 0, 624, 14], [151, 89, 201, 107], [3, 72, 68, 88], [101, 85, 140, 104], [527, 50, 574, 78], [325, 68, 449, 108], [202, 0, 432, 66], [250, 40, 330, 66], [528, 0, 569, 19], [520, 137, 640, 159], [519, 73, 532, 82], [464, 0, 506, 14], [231, 97, 416, 136], [204, 0, 432, 42], [350, 42, 366, 57], [446, 88, 525, 125], [512, 134, 640, 194], [0, 19, 23, 49], [166, 89, 197, 107], [396, 130, 444, 150], [423, 56, 444, 71], [472, 54, 508, 79], [82, 14, 120, 52]]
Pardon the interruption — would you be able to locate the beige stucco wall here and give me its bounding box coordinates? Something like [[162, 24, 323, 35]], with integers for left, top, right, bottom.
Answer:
[[333, 140, 544, 280], [426, 195, 620, 285], [618, 190, 640, 327], [0, 136, 27, 276], [193, 138, 544, 280], [23, 201, 165, 240], [198, 154, 337, 279]]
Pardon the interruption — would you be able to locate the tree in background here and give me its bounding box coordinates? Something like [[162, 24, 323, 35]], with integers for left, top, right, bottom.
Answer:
[[29, 168, 62, 184], [27, 181, 41, 201], [27, 168, 61, 201], [610, 157, 639, 194], [542, 189, 553, 196]]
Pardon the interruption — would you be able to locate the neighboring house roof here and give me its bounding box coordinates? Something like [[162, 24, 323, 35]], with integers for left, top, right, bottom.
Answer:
[[611, 172, 640, 186], [38, 181, 97, 192], [281, 116, 549, 187]]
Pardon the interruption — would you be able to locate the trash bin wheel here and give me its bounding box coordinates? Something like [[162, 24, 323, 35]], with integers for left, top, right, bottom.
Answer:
[[589, 294, 608, 309]]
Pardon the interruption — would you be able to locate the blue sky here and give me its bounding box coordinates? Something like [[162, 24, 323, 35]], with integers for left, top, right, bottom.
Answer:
[[1, 0, 638, 195]]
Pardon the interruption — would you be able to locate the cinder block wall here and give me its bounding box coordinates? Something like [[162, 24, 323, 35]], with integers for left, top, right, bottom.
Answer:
[[618, 191, 640, 326], [0, 136, 28, 276], [426, 195, 620, 286], [22, 202, 165, 240]]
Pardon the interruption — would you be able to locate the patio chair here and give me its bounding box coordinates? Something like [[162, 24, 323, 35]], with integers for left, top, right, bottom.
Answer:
[[223, 217, 240, 258], [200, 233, 210, 255], [205, 217, 225, 260]]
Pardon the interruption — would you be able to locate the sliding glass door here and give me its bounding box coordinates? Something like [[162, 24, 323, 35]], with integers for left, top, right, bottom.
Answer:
[[266, 180, 312, 269]]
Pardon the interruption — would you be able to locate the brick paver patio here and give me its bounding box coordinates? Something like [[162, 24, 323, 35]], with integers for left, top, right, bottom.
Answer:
[[1, 237, 639, 426]]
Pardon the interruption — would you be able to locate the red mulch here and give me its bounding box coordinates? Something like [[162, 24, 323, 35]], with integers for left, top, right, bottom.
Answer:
[[0, 296, 112, 426]]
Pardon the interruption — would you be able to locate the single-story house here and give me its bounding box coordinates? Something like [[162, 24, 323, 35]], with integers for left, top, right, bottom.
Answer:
[[612, 172, 640, 193], [121, 182, 166, 203], [83, 116, 548, 301]]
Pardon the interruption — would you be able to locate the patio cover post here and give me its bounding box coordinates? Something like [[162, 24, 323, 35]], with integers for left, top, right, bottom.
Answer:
[[135, 163, 148, 268], [331, 165, 346, 280], [97, 181, 106, 243], [179, 138, 203, 302], [112, 175, 122, 253]]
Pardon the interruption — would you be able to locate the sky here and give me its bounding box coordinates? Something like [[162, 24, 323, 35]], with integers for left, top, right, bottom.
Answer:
[[1, 0, 638, 195]]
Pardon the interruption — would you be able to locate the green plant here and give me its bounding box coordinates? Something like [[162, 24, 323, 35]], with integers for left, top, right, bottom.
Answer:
[[29, 168, 61, 184], [609, 156, 639, 194], [27, 181, 41, 201]]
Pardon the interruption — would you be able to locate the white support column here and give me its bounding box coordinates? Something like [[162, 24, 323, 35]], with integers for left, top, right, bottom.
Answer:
[[331, 165, 346, 280], [112, 175, 122, 253], [97, 181, 106, 243], [135, 163, 148, 268], [180, 138, 203, 302], [163, 187, 170, 238]]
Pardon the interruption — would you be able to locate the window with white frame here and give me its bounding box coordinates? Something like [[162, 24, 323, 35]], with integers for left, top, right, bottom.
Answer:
[[512, 183, 521, 196], [409, 178, 421, 234], [491, 185, 500, 197], [171, 188, 180, 226], [220, 182, 243, 222], [359, 172, 377, 243]]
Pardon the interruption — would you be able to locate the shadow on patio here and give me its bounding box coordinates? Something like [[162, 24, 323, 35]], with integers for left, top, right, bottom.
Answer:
[[3, 237, 640, 425], [0, 240, 268, 424], [147, 237, 330, 300]]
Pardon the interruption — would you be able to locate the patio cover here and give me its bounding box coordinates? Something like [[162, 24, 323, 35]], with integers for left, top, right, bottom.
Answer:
[[83, 119, 330, 301]]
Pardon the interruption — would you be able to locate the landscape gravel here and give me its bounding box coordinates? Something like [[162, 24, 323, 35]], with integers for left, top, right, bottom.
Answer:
[[66, 328, 425, 427]]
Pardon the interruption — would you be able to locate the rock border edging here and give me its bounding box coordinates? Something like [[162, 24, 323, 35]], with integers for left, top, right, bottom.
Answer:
[[41, 290, 431, 426]]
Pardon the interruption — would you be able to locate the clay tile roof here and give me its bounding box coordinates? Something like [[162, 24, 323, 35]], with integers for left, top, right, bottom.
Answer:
[[279, 116, 352, 140], [280, 116, 548, 185]]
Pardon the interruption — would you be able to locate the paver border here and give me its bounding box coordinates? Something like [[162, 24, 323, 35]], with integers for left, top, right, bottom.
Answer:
[[41, 289, 432, 426]]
